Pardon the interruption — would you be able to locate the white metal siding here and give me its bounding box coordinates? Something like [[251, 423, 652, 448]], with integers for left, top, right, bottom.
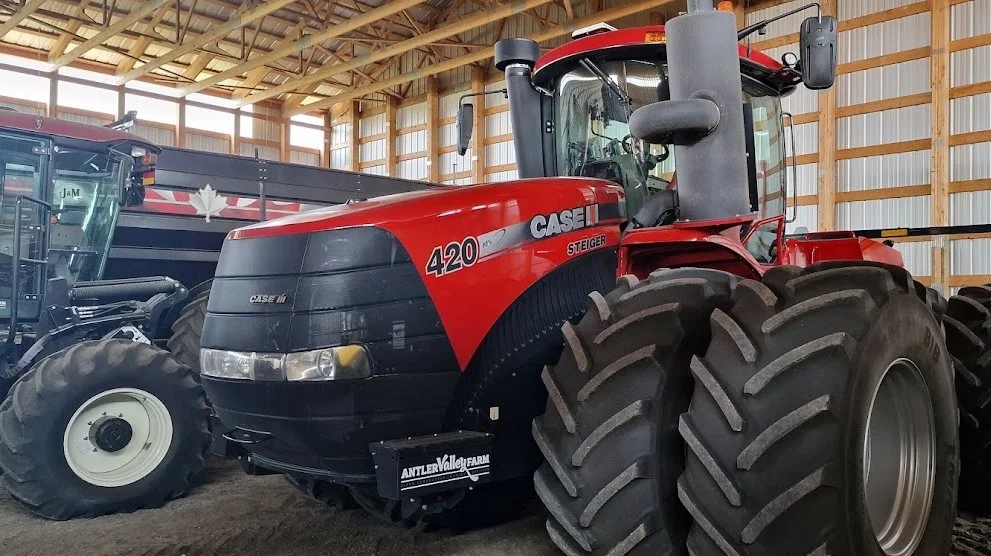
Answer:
[[787, 205, 819, 233], [0, 100, 43, 115], [837, 12, 930, 64], [952, 238, 991, 275], [331, 147, 351, 170], [951, 0, 991, 41], [133, 124, 175, 147], [836, 58, 930, 106], [839, 0, 923, 20], [398, 158, 427, 180], [360, 113, 385, 136], [950, 190, 991, 225], [837, 104, 931, 149], [397, 103, 427, 128], [950, 141, 991, 181], [58, 110, 112, 126], [837, 196, 931, 229], [837, 150, 932, 192], [186, 133, 230, 154], [951, 92, 991, 134], [397, 130, 426, 156], [893, 241, 933, 277], [290, 150, 319, 166]]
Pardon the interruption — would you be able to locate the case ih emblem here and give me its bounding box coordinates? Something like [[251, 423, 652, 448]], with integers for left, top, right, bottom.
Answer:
[[529, 205, 597, 239], [249, 294, 288, 304]]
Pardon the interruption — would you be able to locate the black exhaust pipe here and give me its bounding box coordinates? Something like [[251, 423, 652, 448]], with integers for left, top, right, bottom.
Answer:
[[630, 2, 751, 221], [495, 38, 546, 179]]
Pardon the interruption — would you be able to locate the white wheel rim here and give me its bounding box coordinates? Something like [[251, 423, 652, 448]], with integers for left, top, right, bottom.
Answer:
[[62, 388, 173, 487]]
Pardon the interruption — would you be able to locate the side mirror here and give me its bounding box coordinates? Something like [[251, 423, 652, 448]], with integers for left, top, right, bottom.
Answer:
[[799, 15, 838, 90], [457, 102, 474, 156]]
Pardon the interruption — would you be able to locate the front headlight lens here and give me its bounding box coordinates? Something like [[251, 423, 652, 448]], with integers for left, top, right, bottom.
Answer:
[[201, 346, 370, 382], [285, 345, 370, 381]]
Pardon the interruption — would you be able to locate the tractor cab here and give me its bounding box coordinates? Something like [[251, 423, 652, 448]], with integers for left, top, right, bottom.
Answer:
[[459, 17, 833, 270], [0, 111, 158, 324]]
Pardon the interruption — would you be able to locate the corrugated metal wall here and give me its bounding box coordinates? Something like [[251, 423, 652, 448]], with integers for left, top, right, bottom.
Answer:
[[949, 0, 991, 285]]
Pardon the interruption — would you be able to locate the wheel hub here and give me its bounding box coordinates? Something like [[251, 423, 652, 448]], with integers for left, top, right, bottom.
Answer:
[[863, 358, 936, 556], [89, 416, 133, 453]]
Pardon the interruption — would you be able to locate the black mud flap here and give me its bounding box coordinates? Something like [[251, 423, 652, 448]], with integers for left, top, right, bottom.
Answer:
[[370, 431, 494, 500]]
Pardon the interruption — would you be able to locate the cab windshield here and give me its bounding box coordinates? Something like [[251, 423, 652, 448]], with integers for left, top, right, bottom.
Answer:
[[0, 136, 126, 295], [49, 147, 128, 283], [553, 58, 788, 222]]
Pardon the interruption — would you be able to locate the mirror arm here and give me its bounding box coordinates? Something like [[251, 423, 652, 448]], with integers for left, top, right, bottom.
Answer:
[[737, 2, 820, 41]]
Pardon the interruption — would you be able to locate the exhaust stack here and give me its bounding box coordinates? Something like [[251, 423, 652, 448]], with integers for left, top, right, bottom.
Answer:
[[630, 2, 751, 221]]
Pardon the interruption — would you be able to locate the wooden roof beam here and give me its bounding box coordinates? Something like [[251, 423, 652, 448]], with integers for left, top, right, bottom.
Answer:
[[51, 0, 169, 67], [0, 0, 46, 39], [243, 0, 557, 106], [116, 0, 298, 83], [290, 0, 677, 115], [181, 0, 424, 95]]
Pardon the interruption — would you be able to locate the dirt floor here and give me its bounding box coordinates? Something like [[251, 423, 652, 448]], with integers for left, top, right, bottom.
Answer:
[[2, 458, 991, 556]]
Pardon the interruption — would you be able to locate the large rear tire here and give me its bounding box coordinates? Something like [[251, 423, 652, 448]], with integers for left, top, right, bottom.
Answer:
[[943, 285, 991, 512], [680, 264, 958, 555], [533, 268, 740, 555], [0, 339, 211, 519]]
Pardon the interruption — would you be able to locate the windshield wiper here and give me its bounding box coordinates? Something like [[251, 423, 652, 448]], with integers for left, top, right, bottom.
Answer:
[[580, 58, 630, 105]]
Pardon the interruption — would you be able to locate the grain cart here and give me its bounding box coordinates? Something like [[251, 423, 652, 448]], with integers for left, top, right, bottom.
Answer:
[[0, 111, 211, 519], [201, 2, 958, 553]]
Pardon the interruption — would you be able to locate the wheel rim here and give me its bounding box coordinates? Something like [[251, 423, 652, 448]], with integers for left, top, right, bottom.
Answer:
[[862, 358, 935, 556], [62, 388, 173, 487]]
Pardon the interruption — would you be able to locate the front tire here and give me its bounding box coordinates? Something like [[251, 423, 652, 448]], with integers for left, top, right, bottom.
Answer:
[[680, 264, 958, 555], [533, 268, 739, 555], [0, 339, 211, 519]]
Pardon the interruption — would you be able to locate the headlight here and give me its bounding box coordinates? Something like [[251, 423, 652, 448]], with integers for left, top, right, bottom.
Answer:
[[200, 346, 370, 381]]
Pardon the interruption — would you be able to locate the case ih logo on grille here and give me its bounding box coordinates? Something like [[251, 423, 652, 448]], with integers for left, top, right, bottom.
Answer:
[[400, 452, 491, 491], [249, 294, 288, 304], [529, 205, 597, 239]]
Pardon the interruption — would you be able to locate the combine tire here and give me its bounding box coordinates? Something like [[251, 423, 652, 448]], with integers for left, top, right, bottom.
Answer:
[[167, 291, 209, 372], [0, 339, 211, 519], [533, 268, 739, 555], [680, 264, 958, 555], [944, 285, 991, 512]]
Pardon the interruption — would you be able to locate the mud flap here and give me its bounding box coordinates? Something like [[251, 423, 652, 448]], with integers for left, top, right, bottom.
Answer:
[[370, 431, 494, 500]]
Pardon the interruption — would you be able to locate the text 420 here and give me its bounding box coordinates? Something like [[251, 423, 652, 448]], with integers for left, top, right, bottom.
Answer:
[[426, 237, 479, 277]]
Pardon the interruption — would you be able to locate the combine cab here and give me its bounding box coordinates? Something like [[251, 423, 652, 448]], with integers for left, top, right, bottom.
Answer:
[[203, 2, 960, 554]]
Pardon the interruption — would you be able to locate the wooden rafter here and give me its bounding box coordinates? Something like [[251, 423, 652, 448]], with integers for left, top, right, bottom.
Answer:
[[116, 0, 297, 83], [48, 0, 93, 60], [244, 0, 556, 106], [51, 0, 169, 67], [290, 0, 677, 115], [0, 0, 46, 39], [116, 2, 172, 73], [181, 0, 424, 95]]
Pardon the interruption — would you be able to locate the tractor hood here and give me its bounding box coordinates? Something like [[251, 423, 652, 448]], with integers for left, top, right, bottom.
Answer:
[[228, 177, 624, 241]]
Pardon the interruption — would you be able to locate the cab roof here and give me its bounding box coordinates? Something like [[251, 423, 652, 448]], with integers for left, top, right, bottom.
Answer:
[[0, 110, 160, 153], [532, 25, 801, 96]]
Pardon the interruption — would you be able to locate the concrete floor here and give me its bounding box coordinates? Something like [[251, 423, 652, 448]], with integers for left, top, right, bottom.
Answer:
[[2, 458, 990, 556]]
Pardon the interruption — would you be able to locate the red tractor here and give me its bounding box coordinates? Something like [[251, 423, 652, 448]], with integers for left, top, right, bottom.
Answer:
[[202, 2, 960, 554]]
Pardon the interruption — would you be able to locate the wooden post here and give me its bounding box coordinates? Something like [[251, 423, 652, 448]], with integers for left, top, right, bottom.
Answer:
[[385, 96, 398, 177], [348, 99, 360, 172], [931, 0, 950, 294], [322, 110, 332, 167], [279, 118, 292, 162], [232, 108, 241, 155], [177, 97, 187, 148], [426, 76, 440, 182], [47, 75, 57, 118], [732, 1, 746, 29], [471, 66, 485, 184], [816, 0, 837, 231], [116, 85, 126, 120]]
